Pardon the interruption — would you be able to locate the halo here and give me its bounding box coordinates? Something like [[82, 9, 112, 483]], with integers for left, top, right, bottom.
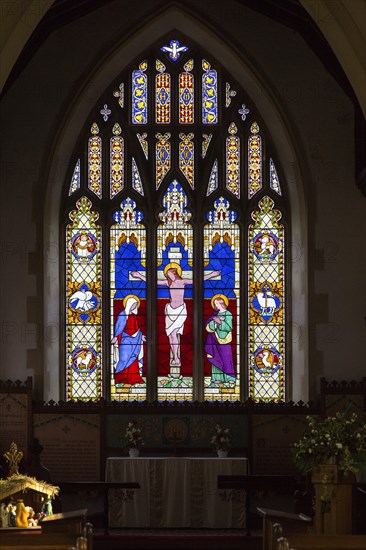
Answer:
[[211, 293, 229, 309], [123, 294, 140, 309], [163, 262, 182, 277]]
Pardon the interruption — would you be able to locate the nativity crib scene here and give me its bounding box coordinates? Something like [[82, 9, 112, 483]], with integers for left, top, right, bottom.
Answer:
[[0, 441, 59, 529]]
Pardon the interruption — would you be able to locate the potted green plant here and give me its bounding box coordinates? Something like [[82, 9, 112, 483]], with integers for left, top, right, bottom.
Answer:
[[293, 412, 366, 475], [293, 411, 366, 534]]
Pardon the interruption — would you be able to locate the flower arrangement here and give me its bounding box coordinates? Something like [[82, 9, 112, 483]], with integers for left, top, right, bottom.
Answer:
[[125, 420, 144, 449], [293, 412, 366, 474], [211, 423, 231, 452]]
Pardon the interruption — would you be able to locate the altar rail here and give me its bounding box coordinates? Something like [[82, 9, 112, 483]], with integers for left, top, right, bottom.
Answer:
[[0, 509, 89, 549], [219, 476, 306, 535], [258, 507, 366, 550], [56, 481, 140, 531]]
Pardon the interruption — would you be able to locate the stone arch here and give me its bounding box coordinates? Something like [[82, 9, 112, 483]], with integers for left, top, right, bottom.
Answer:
[[43, 5, 308, 401]]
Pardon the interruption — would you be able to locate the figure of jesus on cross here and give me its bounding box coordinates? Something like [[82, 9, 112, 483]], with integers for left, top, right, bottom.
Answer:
[[131, 262, 220, 369]]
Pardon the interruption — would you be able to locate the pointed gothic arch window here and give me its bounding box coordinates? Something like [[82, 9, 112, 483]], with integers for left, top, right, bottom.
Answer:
[[63, 37, 288, 403]]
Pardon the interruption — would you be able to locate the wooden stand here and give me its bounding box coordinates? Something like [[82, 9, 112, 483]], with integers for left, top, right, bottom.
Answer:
[[257, 507, 311, 550], [218, 474, 305, 536], [40, 508, 87, 535], [0, 511, 88, 549], [312, 464, 354, 534]]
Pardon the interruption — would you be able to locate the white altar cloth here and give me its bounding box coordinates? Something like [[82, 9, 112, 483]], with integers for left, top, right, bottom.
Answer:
[[106, 456, 247, 528]]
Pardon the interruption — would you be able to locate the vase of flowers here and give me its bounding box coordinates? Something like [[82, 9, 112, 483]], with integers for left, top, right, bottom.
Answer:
[[211, 423, 231, 457], [292, 412, 366, 475], [125, 420, 144, 457], [128, 448, 140, 458]]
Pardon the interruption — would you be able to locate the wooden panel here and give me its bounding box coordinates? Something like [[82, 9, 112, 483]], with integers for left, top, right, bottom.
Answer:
[[321, 378, 366, 415], [0, 379, 32, 463], [33, 414, 100, 482], [0, 532, 77, 549], [251, 414, 314, 475]]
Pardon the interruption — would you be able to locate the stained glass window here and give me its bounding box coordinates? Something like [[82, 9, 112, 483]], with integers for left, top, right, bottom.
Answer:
[[64, 39, 289, 403], [132, 61, 148, 124], [225, 83, 236, 107], [66, 197, 102, 400], [179, 60, 194, 124], [248, 196, 285, 402], [202, 60, 218, 124], [132, 158, 144, 195], [113, 83, 124, 108], [248, 122, 262, 198], [110, 123, 124, 198], [156, 133, 171, 189], [207, 160, 218, 196], [179, 133, 194, 188], [157, 180, 193, 401], [161, 39, 188, 62], [226, 123, 240, 198], [100, 104, 111, 122], [88, 123, 102, 198], [137, 133, 148, 159], [202, 134, 212, 158], [155, 60, 171, 124], [269, 158, 282, 196], [203, 198, 240, 401], [110, 198, 146, 401], [69, 159, 81, 196]]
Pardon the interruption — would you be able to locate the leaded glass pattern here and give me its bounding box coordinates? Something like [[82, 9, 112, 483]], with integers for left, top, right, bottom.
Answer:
[[137, 133, 148, 159], [66, 197, 102, 400], [100, 104, 111, 122], [113, 83, 124, 108], [248, 196, 285, 402], [202, 133, 212, 158], [238, 104, 250, 121], [225, 82, 236, 107], [132, 61, 148, 124], [226, 123, 240, 198], [248, 122, 262, 198], [179, 60, 194, 124], [207, 160, 218, 196], [179, 133, 194, 188], [132, 158, 144, 195], [110, 198, 147, 401], [204, 198, 240, 401], [160, 39, 188, 62], [88, 123, 102, 198], [110, 123, 124, 198], [64, 40, 289, 404], [157, 180, 193, 401], [69, 159, 80, 196], [270, 158, 282, 196], [202, 60, 218, 124], [156, 133, 171, 189], [156, 60, 171, 124]]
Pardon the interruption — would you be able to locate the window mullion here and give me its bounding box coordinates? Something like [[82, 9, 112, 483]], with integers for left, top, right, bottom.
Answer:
[[193, 219, 204, 402], [147, 219, 158, 402]]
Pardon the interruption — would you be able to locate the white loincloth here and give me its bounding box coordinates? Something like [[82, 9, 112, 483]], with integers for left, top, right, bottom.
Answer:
[[165, 302, 187, 336]]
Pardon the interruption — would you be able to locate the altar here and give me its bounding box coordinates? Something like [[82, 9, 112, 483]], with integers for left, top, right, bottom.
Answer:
[[106, 457, 248, 528]]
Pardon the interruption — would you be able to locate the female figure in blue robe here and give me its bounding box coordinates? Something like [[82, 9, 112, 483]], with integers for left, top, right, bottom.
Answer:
[[111, 295, 146, 386]]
